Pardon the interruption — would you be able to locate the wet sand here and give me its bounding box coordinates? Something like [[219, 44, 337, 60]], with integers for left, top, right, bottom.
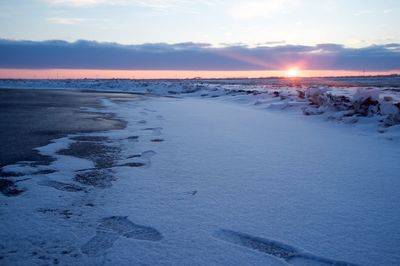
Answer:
[[0, 89, 135, 168]]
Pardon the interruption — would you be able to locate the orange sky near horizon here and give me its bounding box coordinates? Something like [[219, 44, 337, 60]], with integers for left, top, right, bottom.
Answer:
[[0, 69, 399, 79]]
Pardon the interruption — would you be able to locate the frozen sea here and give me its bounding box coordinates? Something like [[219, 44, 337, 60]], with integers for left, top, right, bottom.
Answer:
[[0, 77, 400, 265]]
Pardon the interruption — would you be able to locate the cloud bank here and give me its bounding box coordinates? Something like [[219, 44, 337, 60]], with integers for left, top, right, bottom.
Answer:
[[0, 39, 399, 71], [46, 0, 211, 9]]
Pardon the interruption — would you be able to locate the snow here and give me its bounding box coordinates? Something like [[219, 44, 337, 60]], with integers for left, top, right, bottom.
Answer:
[[1, 78, 399, 134], [1, 80, 400, 265]]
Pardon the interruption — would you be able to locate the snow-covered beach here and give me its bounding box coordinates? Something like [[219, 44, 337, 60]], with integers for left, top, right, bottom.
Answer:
[[1, 79, 400, 265]]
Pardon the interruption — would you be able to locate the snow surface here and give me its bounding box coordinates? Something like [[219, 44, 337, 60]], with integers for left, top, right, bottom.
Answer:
[[0, 78, 399, 137], [1, 81, 400, 265]]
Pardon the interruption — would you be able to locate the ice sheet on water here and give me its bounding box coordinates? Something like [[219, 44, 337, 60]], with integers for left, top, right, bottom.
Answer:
[[1, 78, 400, 265]]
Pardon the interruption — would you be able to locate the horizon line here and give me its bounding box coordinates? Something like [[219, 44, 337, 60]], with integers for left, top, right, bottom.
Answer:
[[1, 69, 399, 80]]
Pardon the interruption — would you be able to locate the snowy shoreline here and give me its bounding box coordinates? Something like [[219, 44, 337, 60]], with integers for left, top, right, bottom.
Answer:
[[1, 78, 399, 141], [1, 85, 400, 265]]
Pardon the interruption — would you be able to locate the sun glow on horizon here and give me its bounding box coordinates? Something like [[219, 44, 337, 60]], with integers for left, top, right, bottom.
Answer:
[[286, 67, 300, 77], [0, 69, 399, 79]]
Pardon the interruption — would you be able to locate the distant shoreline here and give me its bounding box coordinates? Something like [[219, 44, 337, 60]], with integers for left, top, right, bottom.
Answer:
[[0, 73, 399, 81], [1, 75, 399, 88]]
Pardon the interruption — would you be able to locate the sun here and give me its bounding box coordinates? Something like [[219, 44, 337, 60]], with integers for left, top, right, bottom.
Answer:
[[286, 67, 300, 77]]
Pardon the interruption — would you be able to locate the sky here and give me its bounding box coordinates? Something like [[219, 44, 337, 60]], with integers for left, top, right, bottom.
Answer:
[[0, 0, 399, 78]]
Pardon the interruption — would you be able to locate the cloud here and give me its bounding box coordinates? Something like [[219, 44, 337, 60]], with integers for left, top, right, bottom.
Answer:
[[0, 39, 399, 71], [45, 0, 213, 9], [255, 41, 286, 46], [44, 0, 216, 15], [47, 17, 87, 25], [230, 0, 298, 19], [354, 9, 374, 16], [47, 0, 103, 6]]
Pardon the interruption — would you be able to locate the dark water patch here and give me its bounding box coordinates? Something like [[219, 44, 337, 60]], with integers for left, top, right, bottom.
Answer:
[[127, 154, 141, 159], [0, 170, 25, 178], [0, 179, 24, 196], [70, 136, 109, 142], [126, 135, 139, 140], [141, 127, 162, 131], [74, 169, 115, 188], [0, 89, 130, 168], [24, 155, 55, 167], [151, 138, 164, 142], [32, 169, 57, 175], [118, 162, 146, 167], [58, 141, 120, 169]]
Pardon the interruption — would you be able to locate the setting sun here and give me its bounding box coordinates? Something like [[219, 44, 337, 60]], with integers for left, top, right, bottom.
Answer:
[[287, 67, 300, 77]]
